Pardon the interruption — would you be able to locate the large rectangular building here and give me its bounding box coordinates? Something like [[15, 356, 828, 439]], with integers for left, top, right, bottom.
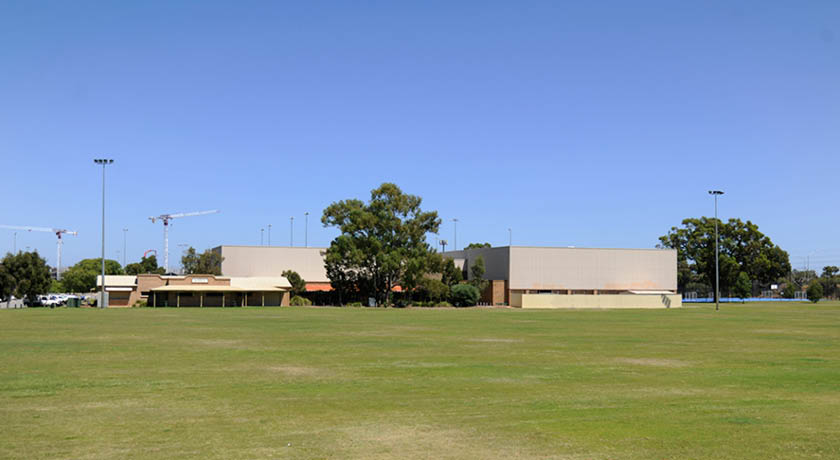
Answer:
[[213, 245, 332, 291], [443, 246, 680, 308]]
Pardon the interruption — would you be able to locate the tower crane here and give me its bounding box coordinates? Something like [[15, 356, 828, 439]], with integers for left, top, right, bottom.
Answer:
[[148, 210, 219, 273], [0, 225, 78, 280]]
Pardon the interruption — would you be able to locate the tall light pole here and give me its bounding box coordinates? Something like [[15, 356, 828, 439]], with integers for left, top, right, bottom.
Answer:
[[305, 212, 309, 248], [709, 190, 724, 311], [261, 228, 264, 246], [122, 228, 128, 267], [452, 218, 458, 251], [94, 158, 114, 308], [290, 216, 294, 247], [508, 228, 512, 246], [267, 224, 272, 246]]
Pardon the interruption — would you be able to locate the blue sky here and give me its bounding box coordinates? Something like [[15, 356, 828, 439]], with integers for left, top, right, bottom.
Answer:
[[1, 1, 838, 271]]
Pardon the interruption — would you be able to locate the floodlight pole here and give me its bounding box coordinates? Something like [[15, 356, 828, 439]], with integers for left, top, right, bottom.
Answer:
[[305, 212, 309, 248], [508, 228, 512, 246], [261, 228, 264, 246], [95, 158, 114, 308], [290, 216, 294, 247], [122, 228, 128, 267], [709, 190, 724, 311], [268, 224, 272, 246], [453, 218, 458, 250]]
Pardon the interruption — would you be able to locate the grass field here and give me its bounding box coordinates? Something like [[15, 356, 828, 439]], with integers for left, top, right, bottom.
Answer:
[[1, 303, 839, 459]]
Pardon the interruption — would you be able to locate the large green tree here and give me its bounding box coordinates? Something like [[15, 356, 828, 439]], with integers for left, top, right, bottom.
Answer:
[[1, 251, 52, 302], [125, 255, 165, 275], [181, 247, 223, 275], [322, 183, 441, 306], [61, 258, 124, 293], [469, 256, 489, 292], [658, 217, 790, 300]]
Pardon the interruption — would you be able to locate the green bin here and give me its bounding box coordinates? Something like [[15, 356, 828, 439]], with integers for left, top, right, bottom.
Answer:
[[66, 297, 80, 308]]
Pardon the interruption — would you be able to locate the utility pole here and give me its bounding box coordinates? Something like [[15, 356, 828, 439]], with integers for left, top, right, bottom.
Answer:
[[305, 212, 309, 247], [268, 224, 272, 246], [709, 190, 724, 311], [290, 216, 294, 247], [261, 228, 264, 246], [94, 158, 114, 308], [122, 228, 128, 267], [453, 218, 458, 250]]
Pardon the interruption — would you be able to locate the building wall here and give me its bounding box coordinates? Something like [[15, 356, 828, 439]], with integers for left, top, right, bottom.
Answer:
[[216, 246, 329, 281], [513, 293, 682, 309], [509, 247, 677, 292], [443, 247, 510, 282]]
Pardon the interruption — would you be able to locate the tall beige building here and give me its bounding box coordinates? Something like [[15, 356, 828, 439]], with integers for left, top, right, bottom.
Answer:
[[442, 246, 680, 308]]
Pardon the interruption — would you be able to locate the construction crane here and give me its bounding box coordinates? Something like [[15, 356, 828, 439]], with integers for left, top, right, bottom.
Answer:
[[0, 225, 78, 280], [148, 210, 219, 273]]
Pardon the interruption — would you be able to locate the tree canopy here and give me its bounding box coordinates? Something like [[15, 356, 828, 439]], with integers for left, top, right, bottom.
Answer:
[[61, 258, 123, 293], [125, 255, 165, 275], [322, 183, 441, 306], [1, 251, 53, 302], [658, 217, 790, 299], [181, 247, 223, 275], [282, 270, 306, 297], [464, 242, 491, 250]]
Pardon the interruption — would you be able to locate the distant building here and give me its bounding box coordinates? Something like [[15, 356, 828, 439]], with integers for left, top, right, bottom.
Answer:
[[442, 246, 680, 308], [213, 246, 333, 292], [97, 274, 290, 307]]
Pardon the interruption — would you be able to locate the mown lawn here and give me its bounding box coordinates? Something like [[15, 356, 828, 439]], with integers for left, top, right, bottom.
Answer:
[[1, 302, 838, 459]]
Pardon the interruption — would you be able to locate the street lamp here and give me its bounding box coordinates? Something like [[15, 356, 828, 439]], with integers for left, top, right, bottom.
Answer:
[[305, 212, 309, 248], [261, 228, 264, 246], [508, 228, 512, 246], [708, 190, 724, 311], [122, 228, 128, 267], [94, 158, 114, 308], [268, 224, 272, 246], [453, 218, 458, 250], [290, 216, 294, 247]]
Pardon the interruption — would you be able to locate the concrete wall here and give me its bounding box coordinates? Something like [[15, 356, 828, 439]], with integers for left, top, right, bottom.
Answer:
[[0, 299, 25, 309], [443, 247, 510, 282], [217, 246, 329, 282], [513, 293, 682, 309], [509, 247, 677, 292]]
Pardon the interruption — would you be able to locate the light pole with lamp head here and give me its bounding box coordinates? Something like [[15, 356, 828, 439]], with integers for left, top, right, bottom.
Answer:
[[305, 212, 309, 247], [290, 216, 294, 247], [452, 218, 458, 250], [122, 228, 128, 267], [94, 159, 114, 308], [708, 190, 724, 311]]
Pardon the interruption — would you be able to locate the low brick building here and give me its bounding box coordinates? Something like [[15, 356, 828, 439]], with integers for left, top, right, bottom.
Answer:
[[97, 274, 290, 307]]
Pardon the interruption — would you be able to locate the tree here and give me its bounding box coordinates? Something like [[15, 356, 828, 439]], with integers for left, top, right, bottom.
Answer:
[[1, 251, 52, 303], [441, 258, 463, 287], [822, 266, 840, 278], [282, 270, 307, 298], [733, 272, 751, 301], [417, 278, 450, 303], [451, 284, 480, 307], [806, 281, 823, 303], [819, 266, 839, 299], [469, 256, 489, 292], [56, 258, 123, 294], [125, 255, 165, 275], [782, 283, 796, 299], [322, 183, 441, 307], [0, 258, 17, 300], [181, 247, 223, 275], [658, 217, 791, 300], [464, 242, 491, 250]]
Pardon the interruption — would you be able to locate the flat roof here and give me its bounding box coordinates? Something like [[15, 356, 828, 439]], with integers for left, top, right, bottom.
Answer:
[[150, 285, 286, 292]]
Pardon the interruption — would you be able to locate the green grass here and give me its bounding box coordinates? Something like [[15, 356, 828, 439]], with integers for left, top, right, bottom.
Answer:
[[1, 303, 839, 459]]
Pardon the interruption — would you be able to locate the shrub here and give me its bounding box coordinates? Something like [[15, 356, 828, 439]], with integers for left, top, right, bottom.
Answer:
[[132, 300, 147, 308], [806, 281, 823, 303], [346, 301, 363, 307], [450, 284, 480, 307], [436, 301, 453, 307], [290, 295, 312, 306]]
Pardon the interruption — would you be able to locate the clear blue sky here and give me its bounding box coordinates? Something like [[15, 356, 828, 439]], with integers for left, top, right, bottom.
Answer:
[[1, 1, 838, 271]]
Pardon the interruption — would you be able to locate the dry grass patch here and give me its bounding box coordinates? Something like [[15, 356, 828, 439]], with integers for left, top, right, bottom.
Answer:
[[614, 357, 691, 368]]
